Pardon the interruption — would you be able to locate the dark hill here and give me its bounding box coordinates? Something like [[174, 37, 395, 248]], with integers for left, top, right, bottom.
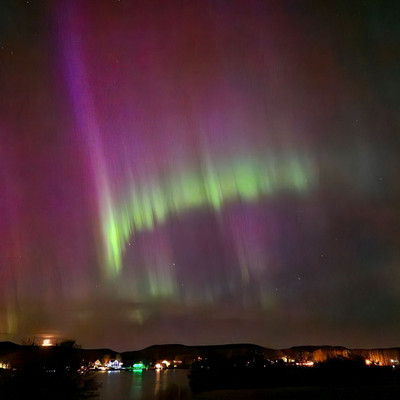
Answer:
[[288, 345, 348, 352], [1, 342, 400, 369], [0, 341, 21, 357], [123, 343, 274, 365]]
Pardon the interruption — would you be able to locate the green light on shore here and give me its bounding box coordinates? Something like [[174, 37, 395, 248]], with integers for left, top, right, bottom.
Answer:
[[133, 362, 145, 370]]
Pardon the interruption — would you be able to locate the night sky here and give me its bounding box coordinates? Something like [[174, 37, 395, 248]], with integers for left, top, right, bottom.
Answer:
[[1, 0, 400, 352]]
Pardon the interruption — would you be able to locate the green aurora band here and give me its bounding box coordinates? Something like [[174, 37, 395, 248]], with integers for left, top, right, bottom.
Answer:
[[102, 152, 316, 278]]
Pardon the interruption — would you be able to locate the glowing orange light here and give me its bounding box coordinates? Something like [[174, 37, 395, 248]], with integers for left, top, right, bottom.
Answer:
[[365, 359, 371, 365], [305, 361, 314, 367], [42, 339, 53, 347]]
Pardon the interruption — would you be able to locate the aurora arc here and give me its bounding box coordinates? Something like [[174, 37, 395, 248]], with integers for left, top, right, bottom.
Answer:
[[58, 1, 318, 281], [103, 152, 315, 277]]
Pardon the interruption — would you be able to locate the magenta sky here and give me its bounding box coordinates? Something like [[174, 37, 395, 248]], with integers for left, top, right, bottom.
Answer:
[[0, 0, 399, 351]]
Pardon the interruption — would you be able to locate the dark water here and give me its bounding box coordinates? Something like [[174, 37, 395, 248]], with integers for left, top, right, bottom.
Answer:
[[95, 369, 193, 400]]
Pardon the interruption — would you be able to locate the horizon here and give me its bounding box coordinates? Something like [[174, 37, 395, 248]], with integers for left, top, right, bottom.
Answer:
[[3, 340, 400, 354]]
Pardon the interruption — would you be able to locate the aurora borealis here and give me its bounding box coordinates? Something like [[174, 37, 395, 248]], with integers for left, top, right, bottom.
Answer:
[[1, 0, 400, 351], [102, 153, 315, 277]]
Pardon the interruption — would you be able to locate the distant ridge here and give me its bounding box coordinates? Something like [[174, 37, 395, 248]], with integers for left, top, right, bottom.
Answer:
[[0, 342, 399, 367], [288, 345, 348, 352], [0, 341, 21, 355]]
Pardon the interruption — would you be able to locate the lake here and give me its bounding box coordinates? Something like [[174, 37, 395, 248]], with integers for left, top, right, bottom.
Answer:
[[94, 369, 400, 400], [95, 369, 194, 400]]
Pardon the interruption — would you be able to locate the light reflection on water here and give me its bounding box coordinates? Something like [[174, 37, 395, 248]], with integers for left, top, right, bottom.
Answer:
[[131, 371, 143, 398], [95, 369, 193, 400]]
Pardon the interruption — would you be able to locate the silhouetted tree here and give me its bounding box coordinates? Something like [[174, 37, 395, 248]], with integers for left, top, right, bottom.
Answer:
[[20, 337, 38, 346], [57, 340, 80, 349]]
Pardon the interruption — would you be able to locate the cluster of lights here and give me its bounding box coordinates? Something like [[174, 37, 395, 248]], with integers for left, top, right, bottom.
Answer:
[[295, 361, 314, 367], [132, 362, 145, 371], [365, 359, 382, 366], [155, 360, 171, 370], [90, 359, 123, 371], [283, 357, 296, 363], [364, 358, 398, 367], [106, 360, 123, 369]]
